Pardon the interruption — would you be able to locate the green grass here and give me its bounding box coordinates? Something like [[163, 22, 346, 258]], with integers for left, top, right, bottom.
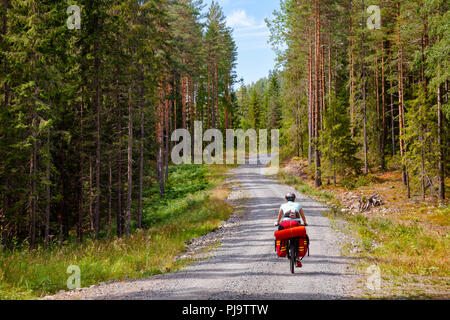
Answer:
[[339, 174, 381, 190], [278, 159, 449, 297], [326, 207, 449, 278], [142, 164, 211, 227], [277, 171, 335, 202], [0, 164, 234, 300], [428, 207, 450, 227], [278, 167, 448, 279]]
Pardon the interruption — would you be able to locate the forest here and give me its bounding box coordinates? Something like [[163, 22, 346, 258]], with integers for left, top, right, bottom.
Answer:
[[0, 0, 448, 256], [0, 0, 238, 250], [0, 0, 448, 300], [238, 0, 448, 200]]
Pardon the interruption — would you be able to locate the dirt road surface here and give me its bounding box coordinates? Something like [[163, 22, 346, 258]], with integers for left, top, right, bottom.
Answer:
[[47, 155, 361, 300]]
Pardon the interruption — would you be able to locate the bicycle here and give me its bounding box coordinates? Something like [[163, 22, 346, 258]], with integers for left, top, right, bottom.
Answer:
[[275, 219, 309, 274]]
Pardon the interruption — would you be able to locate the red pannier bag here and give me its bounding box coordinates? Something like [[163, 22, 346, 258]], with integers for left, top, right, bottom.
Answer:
[[280, 220, 301, 230], [275, 226, 306, 240], [274, 226, 309, 258], [296, 236, 309, 258], [276, 239, 287, 257], [275, 222, 301, 257]]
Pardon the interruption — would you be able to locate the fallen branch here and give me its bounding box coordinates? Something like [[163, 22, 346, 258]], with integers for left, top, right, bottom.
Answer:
[[359, 193, 383, 212]]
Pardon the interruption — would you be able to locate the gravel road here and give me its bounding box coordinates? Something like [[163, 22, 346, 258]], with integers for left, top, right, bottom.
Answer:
[[47, 155, 361, 300]]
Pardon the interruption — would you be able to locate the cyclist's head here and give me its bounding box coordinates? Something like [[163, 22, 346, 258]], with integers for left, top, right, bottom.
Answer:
[[285, 193, 296, 202]]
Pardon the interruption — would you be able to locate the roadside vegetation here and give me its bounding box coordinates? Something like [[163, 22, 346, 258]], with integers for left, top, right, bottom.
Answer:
[[0, 164, 234, 300], [278, 158, 449, 298], [240, 0, 448, 297]]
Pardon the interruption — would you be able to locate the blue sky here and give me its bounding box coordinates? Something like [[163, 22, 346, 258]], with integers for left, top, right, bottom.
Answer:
[[204, 0, 280, 86]]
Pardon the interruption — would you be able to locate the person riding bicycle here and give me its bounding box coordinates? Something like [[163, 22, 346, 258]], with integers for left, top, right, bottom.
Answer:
[[276, 193, 308, 227], [275, 193, 308, 268]]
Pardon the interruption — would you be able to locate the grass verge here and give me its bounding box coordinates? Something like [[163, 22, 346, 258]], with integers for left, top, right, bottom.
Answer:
[[325, 207, 449, 299], [277, 159, 449, 298], [0, 164, 234, 300], [277, 171, 336, 204]]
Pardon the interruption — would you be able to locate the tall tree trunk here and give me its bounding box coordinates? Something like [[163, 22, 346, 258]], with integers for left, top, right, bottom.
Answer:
[[349, 0, 355, 137], [389, 63, 395, 157], [107, 155, 112, 238], [94, 22, 101, 240], [0, 0, 9, 249], [164, 84, 170, 182], [296, 100, 300, 157], [381, 40, 387, 170], [396, 4, 410, 197], [361, 0, 368, 175], [228, 77, 233, 129], [328, 39, 332, 106], [224, 74, 228, 129], [189, 78, 194, 132], [420, 126, 426, 201], [314, 0, 322, 187], [1, 0, 8, 105], [1, 0, 8, 111], [215, 58, 219, 129], [207, 55, 211, 129], [116, 80, 122, 237], [320, 44, 326, 130], [1, 177, 8, 249], [195, 82, 198, 122], [436, 26, 445, 199], [138, 108, 144, 230], [44, 131, 51, 247], [89, 156, 93, 231], [126, 86, 133, 236], [173, 78, 177, 131], [308, 33, 313, 166], [420, 23, 428, 200], [29, 117, 37, 250], [156, 87, 165, 198], [29, 16, 38, 249], [186, 77, 190, 130], [138, 73, 145, 229], [78, 90, 84, 243], [438, 83, 445, 199], [58, 139, 65, 247], [375, 53, 381, 157], [182, 74, 186, 129]]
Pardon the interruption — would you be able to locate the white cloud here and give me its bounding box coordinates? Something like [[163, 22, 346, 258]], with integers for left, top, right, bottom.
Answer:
[[226, 9, 256, 28]]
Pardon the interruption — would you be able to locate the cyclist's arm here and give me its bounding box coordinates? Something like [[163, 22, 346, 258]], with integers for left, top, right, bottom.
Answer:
[[300, 208, 307, 225], [276, 208, 283, 225]]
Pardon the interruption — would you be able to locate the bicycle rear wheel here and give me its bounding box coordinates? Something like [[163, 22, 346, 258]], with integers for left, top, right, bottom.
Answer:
[[289, 242, 296, 274]]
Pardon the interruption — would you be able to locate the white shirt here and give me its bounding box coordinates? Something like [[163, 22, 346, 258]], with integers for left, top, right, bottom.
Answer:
[[280, 201, 302, 215]]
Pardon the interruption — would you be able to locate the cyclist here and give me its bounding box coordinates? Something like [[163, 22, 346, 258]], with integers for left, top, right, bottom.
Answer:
[[275, 193, 308, 268], [276, 192, 308, 227]]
